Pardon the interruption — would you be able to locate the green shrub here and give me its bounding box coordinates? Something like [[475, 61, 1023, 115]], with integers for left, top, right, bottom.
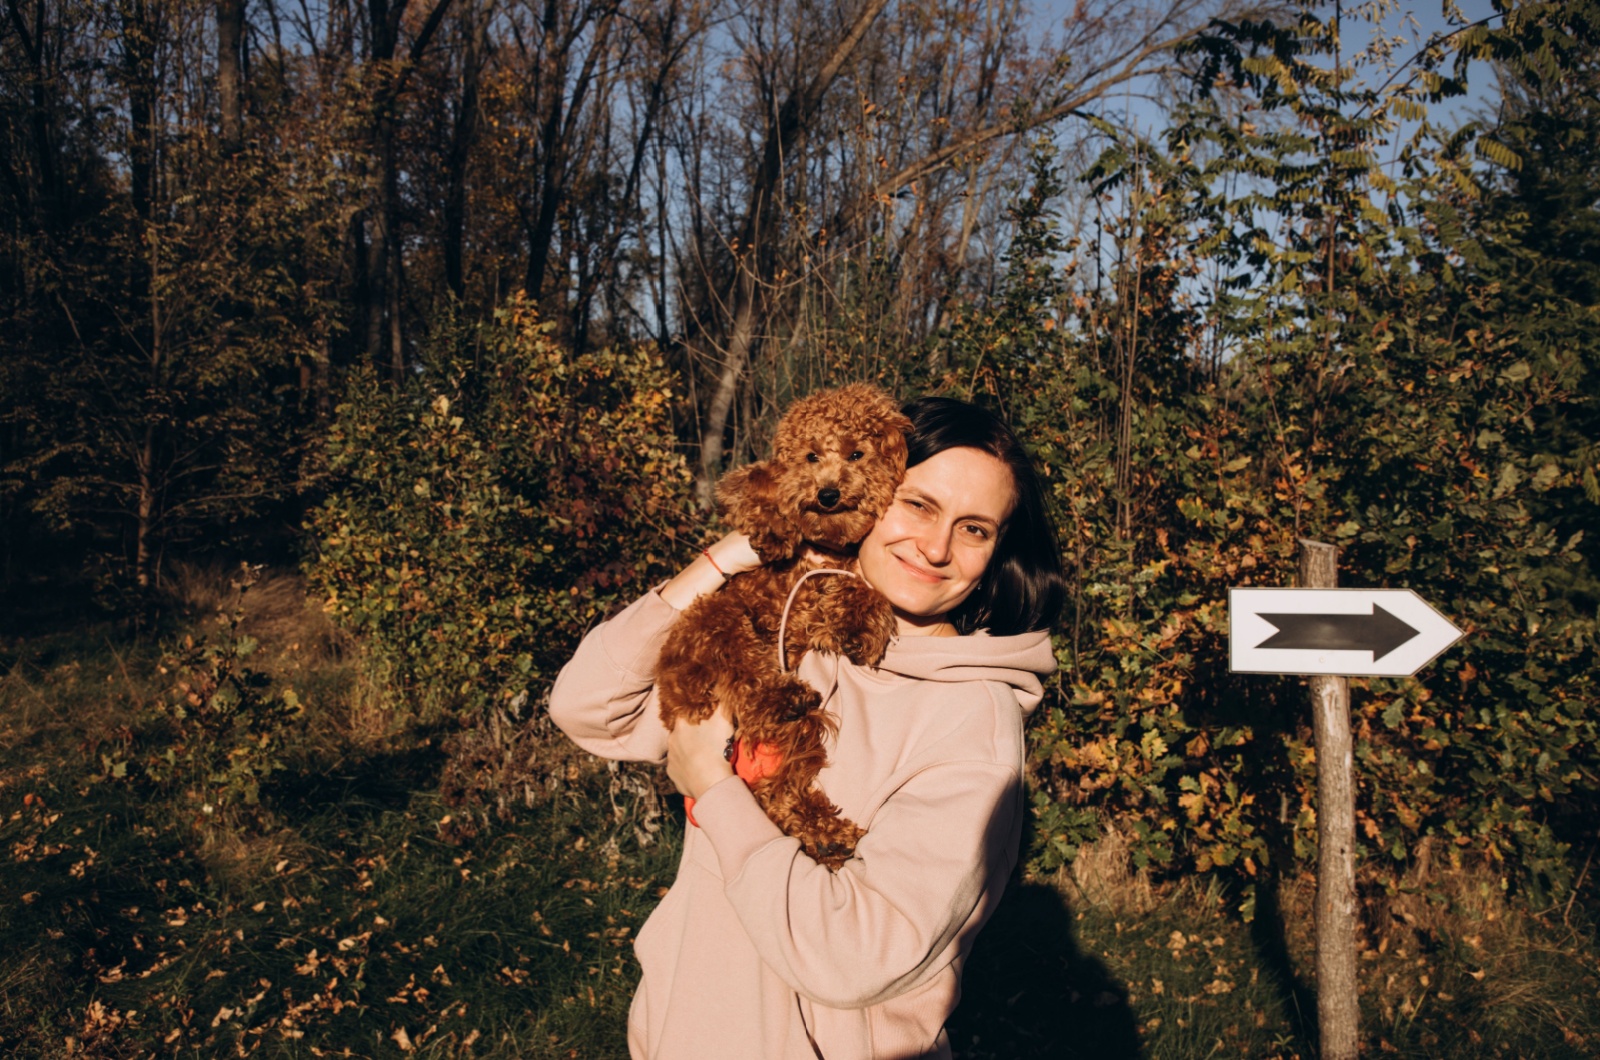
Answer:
[[305, 296, 695, 719], [97, 564, 301, 824], [952, 117, 1599, 912]]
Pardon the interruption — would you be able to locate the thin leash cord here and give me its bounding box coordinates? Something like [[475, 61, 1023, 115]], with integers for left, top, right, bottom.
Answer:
[[776, 568, 857, 672]]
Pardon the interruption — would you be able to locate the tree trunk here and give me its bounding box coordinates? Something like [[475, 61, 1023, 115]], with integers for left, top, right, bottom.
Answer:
[[135, 427, 156, 590], [120, 0, 161, 589], [1301, 539, 1360, 1060], [697, 276, 758, 506], [359, 0, 454, 376], [217, 0, 246, 147], [120, 0, 158, 226], [443, 2, 488, 300], [365, 187, 390, 375], [523, 0, 617, 314], [6, 0, 63, 229], [388, 244, 404, 379], [573, 1, 683, 348], [361, 0, 399, 374]]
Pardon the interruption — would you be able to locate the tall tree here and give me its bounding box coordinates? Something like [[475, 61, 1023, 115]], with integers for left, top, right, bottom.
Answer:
[[681, 0, 1223, 504], [354, 0, 453, 380]]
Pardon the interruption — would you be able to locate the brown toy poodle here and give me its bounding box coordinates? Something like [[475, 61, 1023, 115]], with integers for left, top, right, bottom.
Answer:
[[657, 383, 912, 868]]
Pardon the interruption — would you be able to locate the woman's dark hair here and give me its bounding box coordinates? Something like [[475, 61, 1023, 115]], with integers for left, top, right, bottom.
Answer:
[[902, 397, 1066, 636]]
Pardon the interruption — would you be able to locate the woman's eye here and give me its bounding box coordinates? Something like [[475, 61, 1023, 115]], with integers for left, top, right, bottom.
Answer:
[[807, 453, 819, 463], [848, 450, 864, 461], [962, 524, 989, 540]]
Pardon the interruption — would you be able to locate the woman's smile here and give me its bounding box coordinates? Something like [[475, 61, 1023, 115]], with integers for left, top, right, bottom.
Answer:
[[892, 551, 944, 582]]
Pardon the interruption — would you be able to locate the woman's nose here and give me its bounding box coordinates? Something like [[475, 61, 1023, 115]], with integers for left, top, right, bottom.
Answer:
[[917, 522, 952, 564]]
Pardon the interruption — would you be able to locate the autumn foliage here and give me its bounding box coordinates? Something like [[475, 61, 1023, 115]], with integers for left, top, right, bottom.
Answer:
[[1, 0, 1596, 931], [305, 297, 695, 717]]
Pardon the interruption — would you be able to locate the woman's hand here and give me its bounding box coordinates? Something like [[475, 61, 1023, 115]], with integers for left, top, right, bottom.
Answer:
[[666, 709, 736, 800], [707, 531, 762, 576], [659, 531, 763, 611]]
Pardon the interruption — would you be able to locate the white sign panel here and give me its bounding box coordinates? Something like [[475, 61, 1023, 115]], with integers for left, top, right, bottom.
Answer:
[[1230, 588, 1464, 677]]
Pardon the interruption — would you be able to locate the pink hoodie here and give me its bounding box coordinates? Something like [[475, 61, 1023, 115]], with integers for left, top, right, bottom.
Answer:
[[548, 588, 1056, 1059]]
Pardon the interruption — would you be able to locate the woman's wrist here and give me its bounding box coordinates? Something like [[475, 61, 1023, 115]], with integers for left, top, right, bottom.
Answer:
[[658, 532, 761, 611], [666, 710, 737, 799], [704, 533, 761, 577]]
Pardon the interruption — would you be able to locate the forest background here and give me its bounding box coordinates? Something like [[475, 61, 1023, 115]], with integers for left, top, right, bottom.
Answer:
[[2, 0, 1599, 1055]]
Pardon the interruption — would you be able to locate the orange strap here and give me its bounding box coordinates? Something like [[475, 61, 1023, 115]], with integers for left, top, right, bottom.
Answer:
[[685, 738, 783, 828]]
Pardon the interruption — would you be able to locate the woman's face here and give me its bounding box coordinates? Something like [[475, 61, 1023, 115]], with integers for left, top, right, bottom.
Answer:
[[856, 445, 1016, 635]]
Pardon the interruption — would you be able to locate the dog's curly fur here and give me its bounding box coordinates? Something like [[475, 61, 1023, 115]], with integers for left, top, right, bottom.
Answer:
[[657, 383, 911, 868]]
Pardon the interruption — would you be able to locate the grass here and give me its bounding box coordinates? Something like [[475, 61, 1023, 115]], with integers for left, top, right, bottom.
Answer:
[[952, 851, 1600, 1059], [3, 569, 1599, 1058], [0, 573, 677, 1058], [2, 746, 678, 1057]]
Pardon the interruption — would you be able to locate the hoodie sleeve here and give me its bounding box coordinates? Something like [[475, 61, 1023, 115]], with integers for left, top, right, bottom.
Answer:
[[546, 589, 682, 763], [690, 738, 1022, 1008]]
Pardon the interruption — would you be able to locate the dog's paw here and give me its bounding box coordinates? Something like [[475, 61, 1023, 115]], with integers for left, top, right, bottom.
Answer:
[[751, 673, 821, 723], [802, 814, 866, 870], [842, 629, 891, 668], [717, 462, 801, 561], [816, 584, 897, 666], [747, 525, 800, 564]]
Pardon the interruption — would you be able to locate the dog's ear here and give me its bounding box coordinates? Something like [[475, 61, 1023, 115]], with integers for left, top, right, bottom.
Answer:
[[715, 462, 779, 520], [878, 410, 914, 473], [846, 386, 913, 473], [716, 462, 800, 562]]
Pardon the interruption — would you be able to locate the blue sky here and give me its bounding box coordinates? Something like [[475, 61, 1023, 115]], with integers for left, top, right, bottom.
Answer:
[[1023, 0, 1505, 137]]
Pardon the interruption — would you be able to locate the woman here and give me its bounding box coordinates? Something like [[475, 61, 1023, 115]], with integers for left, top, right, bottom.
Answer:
[[548, 396, 1065, 1059]]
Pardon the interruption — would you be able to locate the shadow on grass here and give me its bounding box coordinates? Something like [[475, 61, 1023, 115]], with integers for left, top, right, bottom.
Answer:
[[1250, 867, 1317, 1050], [948, 880, 1142, 1059], [265, 736, 450, 825]]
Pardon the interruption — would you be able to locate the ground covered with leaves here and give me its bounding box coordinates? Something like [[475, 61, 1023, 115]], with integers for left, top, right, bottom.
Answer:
[[3, 605, 1599, 1059], [0, 617, 684, 1058]]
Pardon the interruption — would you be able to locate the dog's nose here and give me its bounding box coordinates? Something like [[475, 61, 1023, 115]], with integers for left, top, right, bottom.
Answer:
[[817, 487, 841, 509]]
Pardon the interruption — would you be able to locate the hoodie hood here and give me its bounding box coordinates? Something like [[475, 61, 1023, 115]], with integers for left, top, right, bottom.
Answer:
[[873, 628, 1056, 716]]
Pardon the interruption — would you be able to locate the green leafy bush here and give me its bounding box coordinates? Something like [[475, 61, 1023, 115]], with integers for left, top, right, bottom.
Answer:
[[305, 296, 695, 719], [97, 565, 301, 823], [950, 65, 1600, 911]]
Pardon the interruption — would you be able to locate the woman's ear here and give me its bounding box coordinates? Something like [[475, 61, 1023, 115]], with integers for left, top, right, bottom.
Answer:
[[716, 462, 800, 562]]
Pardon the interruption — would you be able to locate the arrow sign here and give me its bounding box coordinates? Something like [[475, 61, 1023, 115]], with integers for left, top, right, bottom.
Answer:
[[1230, 589, 1463, 677], [1256, 604, 1418, 661]]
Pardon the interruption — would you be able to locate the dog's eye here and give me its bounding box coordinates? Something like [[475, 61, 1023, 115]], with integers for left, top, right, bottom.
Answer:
[[848, 451, 864, 461], [807, 452, 819, 463]]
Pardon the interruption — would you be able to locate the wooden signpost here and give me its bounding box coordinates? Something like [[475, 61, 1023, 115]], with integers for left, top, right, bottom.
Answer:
[[1228, 541, 1463, 1060]]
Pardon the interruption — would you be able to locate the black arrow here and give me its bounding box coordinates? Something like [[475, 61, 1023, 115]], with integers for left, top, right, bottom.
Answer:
[[1255, 604, 1420, 661]]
